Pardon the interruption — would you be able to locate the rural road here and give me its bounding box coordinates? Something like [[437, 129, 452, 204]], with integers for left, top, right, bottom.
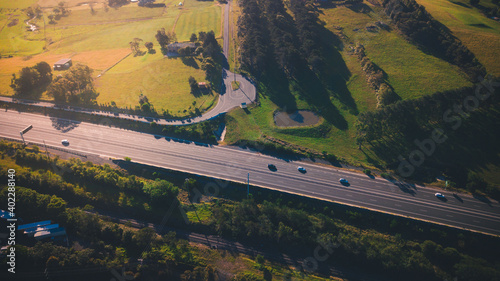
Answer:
[[1, 110, 499, 237], [0, 1, 255, 126]]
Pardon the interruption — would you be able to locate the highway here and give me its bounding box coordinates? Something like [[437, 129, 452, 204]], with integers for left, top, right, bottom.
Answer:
[[1, 110, 500, 236]]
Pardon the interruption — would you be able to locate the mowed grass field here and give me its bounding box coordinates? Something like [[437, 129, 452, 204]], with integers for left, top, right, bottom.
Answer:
[[96, 52, 217, 116], [0, 0, 222, 117], [415, 0, 500, 76]]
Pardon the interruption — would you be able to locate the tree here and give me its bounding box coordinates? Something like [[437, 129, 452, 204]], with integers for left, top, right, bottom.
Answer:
[[177, 47, 192, 56], [58, 1, 67, 15], [188, 76, 198, 93], [155, 28, 169, 49], [198, 31, 207, 42], [129, 38, 143, 56], [139, 93, 149, 105], [190, 33, 197, 42], [183, 178, 199, 202], [466, 172, 487, 193], [108, 0, 128, 7], [138, 0, 155, 7], [167, 31, 177, 43], [48, 14, 55, 23], [10, 66, 43, 96], [34, 61, 52, 84], [143, 179, 179, 208], [46, 64, 96, 103], [202, 31, 220, 58], [144, 41, 154, 53]]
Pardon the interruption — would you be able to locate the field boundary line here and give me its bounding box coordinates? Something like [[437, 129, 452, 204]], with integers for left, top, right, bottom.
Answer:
[[97, 51, 132, 77]]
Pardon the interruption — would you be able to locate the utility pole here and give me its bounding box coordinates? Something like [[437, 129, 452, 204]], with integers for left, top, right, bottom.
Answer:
[[43, 140, 49, 157]]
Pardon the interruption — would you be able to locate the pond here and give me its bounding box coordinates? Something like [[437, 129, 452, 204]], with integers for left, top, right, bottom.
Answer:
[[274, 110, 320, 127]]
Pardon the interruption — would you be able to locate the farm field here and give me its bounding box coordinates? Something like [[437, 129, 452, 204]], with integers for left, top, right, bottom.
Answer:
[[416, 0, 500, 76], [0, 0, 222, 116]]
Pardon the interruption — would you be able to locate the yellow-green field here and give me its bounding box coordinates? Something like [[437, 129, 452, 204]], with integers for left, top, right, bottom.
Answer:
[[320, 3, 472, 100], [416, 0, 500, 76], [0, 0, 222, 116], [96, 51, 217, 115]]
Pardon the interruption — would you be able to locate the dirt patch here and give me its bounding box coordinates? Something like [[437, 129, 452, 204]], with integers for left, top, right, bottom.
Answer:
[[7, 18, 18, 27], [274, 110, 320, 127]]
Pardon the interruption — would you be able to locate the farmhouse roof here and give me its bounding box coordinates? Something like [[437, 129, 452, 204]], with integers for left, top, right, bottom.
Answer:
[[54, 58, 72, 65], [167, 42, 195, 48]]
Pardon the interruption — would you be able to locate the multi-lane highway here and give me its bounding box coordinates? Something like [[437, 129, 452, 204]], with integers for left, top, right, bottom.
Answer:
[[1, 110, 499, 236]]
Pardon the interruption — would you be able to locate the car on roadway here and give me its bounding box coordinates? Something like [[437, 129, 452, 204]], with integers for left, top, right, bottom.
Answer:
[[339, 178, 349, 185], [297, 166, 306, 173], [435, 193, 445, 199], [61, 139, 69, 146], [268, 164, 277, 171]]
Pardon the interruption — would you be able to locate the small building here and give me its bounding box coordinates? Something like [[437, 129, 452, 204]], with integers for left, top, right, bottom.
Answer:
[[198, 82, 209, 89], [34, 227, 66, 241], [166, 42, 195, 55], [18, 220, 51, 231], [53, 58, 72, 70], [24, 224, 59, 236]]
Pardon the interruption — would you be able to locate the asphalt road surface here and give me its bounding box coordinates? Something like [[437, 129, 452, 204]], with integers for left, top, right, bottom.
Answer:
[[1, 110, 499, 236]]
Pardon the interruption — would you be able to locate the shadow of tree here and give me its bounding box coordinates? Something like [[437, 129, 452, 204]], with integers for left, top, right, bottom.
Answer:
[[50, 117, 80, 133], [181, 57, 200, 69], [347, 2, 373, 13], [318, 26, 358, 115]]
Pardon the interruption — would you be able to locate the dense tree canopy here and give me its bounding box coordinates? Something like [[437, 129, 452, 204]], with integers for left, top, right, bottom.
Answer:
[[10, 62, 52, 96], [46, 64, 98, 104]]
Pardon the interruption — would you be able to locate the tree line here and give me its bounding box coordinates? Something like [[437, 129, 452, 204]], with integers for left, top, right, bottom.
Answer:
[[4, 143, 180, 219], [208, 198, 500, 281], [382, 0, 486, 81], [238, 0, 325, 77], [356, 78, 500, 194], [354, 43, 400, 107]]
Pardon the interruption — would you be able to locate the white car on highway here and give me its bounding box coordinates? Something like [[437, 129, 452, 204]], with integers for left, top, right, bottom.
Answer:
[[435, 193, 445, 199]]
